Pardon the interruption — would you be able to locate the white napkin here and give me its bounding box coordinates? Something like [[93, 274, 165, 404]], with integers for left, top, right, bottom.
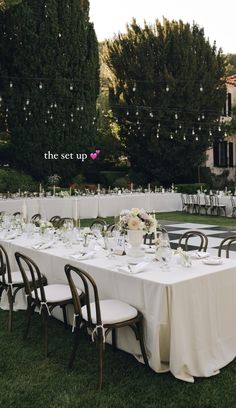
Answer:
[[38, 241, 55, 250], [118, 261, 149, 274], [190, 251, 210, 259], [69, 251, 95, 261], [5, 232, 18, 240]]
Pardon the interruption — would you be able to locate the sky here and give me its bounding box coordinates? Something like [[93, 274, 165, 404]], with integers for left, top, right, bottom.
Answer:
[[89, 0, 235, 54]]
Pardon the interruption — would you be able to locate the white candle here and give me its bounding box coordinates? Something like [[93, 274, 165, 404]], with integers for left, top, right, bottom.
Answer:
[[39, 183, 42, 194], [131, 183, 133, 192], [148, 183, 151, 192], [200, 185, 202, 192], [53, 185, 56, 196], [18, 188, 21, 196], [69, 187, 72, 196], [22, 200, 27, 222]]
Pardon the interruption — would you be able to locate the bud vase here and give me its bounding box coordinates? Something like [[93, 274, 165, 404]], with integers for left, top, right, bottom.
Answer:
[[127, 229, 144, 257]]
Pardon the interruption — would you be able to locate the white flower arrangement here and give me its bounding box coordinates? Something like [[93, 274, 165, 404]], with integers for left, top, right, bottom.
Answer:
[[39, 220, 53, 234], [119, 208, 157, 233], [174, 247, 192, 267]]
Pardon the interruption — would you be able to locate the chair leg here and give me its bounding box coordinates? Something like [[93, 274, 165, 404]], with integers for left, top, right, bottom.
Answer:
[[68, 326, 80, 369], [61, 305, 68, 329], [41, 308, 49, 357], [112, 328, 117, 351], [97, 332, 104, 390], [24, 298, 35, 340], [136, 321, 149, 367], [7, 288, 14, 332]]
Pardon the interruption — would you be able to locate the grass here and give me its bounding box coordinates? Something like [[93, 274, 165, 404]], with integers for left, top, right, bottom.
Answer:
[[80, 211, 236, 228], [1, 310, 236, 408], [1, 211, 236, 407]]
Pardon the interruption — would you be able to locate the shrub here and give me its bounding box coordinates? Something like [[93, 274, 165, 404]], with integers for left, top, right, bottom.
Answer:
[[176, 183, 208, 194], [0, 168, 37, 193], [113, 177, 129, 188]]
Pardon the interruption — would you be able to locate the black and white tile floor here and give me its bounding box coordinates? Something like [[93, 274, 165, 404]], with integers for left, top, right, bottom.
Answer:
[[161, 222, 236, 258]]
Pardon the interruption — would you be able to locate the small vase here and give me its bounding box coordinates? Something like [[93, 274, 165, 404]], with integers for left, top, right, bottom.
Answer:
[[127, 229, 144, 257], [83, 234, 89, 247]]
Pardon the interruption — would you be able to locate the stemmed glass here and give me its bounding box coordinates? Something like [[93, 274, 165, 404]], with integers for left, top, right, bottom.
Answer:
[[106, 237, 115, 259]]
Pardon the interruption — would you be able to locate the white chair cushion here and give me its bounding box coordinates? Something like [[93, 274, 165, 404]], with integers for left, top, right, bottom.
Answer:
[[81, 299, 138, 324], [32, 284, 81, 303], [0, 270, 32, 284]]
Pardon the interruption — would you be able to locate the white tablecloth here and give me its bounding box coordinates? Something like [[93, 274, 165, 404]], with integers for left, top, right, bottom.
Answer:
[[1, 232, 236, 382], [0, 193, 182, 219]]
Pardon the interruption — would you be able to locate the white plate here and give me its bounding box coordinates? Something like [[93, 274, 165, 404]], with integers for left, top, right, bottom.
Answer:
[[202, 257, 223, 265]]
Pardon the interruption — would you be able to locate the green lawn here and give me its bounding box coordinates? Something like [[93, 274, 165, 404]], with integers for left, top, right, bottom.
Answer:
[[0, 310, 236, 408], [81, 211, 236, 228], [1, 211, 236, 408]]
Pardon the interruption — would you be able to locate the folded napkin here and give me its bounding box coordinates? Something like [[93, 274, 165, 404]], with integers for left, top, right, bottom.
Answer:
[[118, 261, 149, 274], [190, 251, 210, 259], [69, 251, 95, 261], [38, 241, 55, 250], [5, 232, 18, 240]]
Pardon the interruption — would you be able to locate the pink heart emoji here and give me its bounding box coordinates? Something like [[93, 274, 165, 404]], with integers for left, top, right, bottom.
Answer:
[[90, 152, 97, 160], [95, 149, 101, 155]]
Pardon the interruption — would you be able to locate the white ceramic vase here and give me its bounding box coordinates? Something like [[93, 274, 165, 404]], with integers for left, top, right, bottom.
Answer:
[[127, 229, 144, 257]]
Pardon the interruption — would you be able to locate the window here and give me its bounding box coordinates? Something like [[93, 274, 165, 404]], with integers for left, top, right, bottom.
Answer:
[[213, 141, 234, 167]]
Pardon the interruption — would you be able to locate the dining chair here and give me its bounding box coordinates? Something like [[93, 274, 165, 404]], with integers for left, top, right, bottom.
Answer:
[[210, 195, 226, 217], [230, 196, 236, 217], [30, 213, 42, 224], [218, 236, 236, 258], [49, 215, 61, 228], [0, 244, 29, 331], [106, 223, 119, 236], [179, 230, 208, 252], [90, 219, 107, 232], [65, 264, 149, 390], [13, 211, 21, 217], [15, 252, 82, 356]]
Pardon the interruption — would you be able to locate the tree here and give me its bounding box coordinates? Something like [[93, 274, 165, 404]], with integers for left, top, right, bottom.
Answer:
[[102, 19, 226, 184], [226, 54, 236, 75], [0, 0, 22, 11], [0, 0, 99, 182]]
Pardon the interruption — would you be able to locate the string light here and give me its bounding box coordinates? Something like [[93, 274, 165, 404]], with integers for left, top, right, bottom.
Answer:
[[195, 136, 199, 141], [166, 85, 169, 92], [69, 84, 73, 91], [39, 82, 43, 89], [170, 133, 173, 139], [9, 81, 13, 88], [192, 128, 195, 135], [200, 85, 203, 92], [26, 99, 30, 105], [183, 134, 186, 141], [175, 113, 178, 119]]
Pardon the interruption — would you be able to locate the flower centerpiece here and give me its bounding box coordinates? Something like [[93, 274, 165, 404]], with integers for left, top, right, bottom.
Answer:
[[39, 220, 53, 235], [119, 208, 157, 257], [174, 247, 192, 267]]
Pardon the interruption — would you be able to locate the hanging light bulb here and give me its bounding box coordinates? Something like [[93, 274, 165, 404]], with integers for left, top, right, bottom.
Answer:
[[26, 99, 30, 105], [54, 103, 57, 108], [58, 33, 62, 38], [71, 118, 74, 122], [0, 96, 2, 102], [209, 130, 212, 136], [198, 126, 202, 131], [195, 136, 199, 141], [62, 123, 65, 127], [44, 120, 47, 124], [132, 83, 136, 92], [192, 128, 195, 135], [156, 132, 159, 139], [70, 113, 74, 117], [179, 124, 182, 129], [149, 111, 153, 118], [158, 122, 161, 128], [170, 133, 173, 139], [70, 83, 73, 91], [81, 106, 84, 111], [200, 85, 203, 92], [28, 111, 31, 116], [198, 115, 201, 121], [224, 131, 227, 137], [166, 85, 169, 92], [183, 134, 186, 141], [23, 106, 26, 111], [136, 110, 139, 116], [126, 111, 129, 116], [201, 113, 205, 120], [175, 113, 178, 119], [39, 82, 43, 89], [218, 126, 221, 131], [9, 81, 13, 88]]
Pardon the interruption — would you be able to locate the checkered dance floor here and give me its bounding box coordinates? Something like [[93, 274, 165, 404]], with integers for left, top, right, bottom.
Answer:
[[162, 222, 236, 258]]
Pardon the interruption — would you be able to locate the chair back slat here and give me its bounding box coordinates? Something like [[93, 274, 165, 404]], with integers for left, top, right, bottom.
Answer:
[[0, 245, 11, 285], [218, 236, 236, 258], [179, 230, 208, 252], [15, 252, 46, 302], [65, 264, 102, 327]]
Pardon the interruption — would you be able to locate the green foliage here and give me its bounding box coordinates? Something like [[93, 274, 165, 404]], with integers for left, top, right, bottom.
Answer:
[[113, 176, 129, 188], [102, 19, 226, 184], [225, 54, 236, 75], [0, 167, 37, 192], [176, 183, 208, 194], [99, 170, 127, 186], [0, 0, 99, 182]]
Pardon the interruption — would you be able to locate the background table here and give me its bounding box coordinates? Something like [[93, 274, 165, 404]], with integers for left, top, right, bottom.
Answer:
[[0, 193, 182, 219]]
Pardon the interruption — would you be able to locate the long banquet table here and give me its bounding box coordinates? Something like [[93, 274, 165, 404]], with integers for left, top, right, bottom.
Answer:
[[0, 192, 182, 219], [1, 231, 236, 382]]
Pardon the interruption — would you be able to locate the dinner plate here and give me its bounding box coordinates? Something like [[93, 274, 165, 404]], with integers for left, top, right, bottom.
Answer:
[[202, 257, 223, 265]]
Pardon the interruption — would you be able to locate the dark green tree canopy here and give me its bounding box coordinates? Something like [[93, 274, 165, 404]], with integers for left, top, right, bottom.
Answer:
[[0, 0, 99, 182], [103, 19, 226, 184]]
